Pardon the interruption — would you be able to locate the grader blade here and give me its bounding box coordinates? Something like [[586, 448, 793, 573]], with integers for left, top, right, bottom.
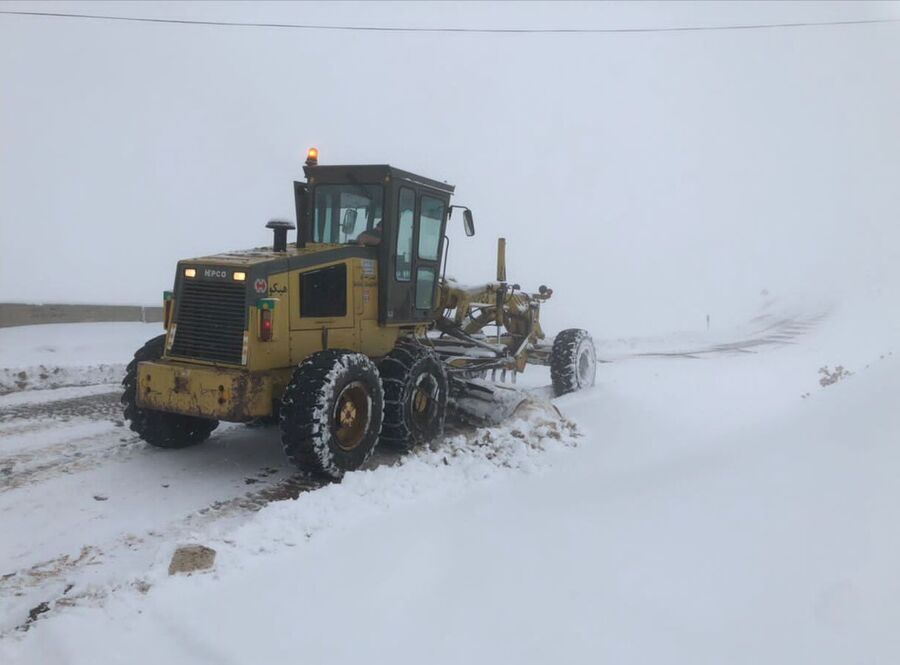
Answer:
[[448, 378, 558, 426]]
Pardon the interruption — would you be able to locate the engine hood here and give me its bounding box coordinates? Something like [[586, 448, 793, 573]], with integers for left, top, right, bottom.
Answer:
[[176, 243, 378, 284]]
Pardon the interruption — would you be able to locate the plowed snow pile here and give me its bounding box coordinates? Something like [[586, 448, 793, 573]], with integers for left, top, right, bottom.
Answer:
[[2, 301, 899, 664], [0, 323, 161, 393]]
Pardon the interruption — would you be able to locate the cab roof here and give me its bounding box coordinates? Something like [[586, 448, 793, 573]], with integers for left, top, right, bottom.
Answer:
[[303, 164, 455, 195]]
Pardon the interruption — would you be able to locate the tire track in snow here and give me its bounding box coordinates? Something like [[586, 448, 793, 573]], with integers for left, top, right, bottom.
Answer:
[[0, 391, 135, 492], [0, 428, 139, 492], [0, 390, 122, 424], [605, 310, 828, 361]]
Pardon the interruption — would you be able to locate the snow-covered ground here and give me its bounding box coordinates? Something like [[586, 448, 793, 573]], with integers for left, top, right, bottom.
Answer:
[[0, 322, 162, 394], [1, 300, 898, 663]]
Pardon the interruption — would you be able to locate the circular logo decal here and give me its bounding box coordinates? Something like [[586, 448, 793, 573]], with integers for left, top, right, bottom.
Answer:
[[254, 278, 268, 294]]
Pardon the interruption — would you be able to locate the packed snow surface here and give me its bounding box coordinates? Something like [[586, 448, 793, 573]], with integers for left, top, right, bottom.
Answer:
[[1, 301, 898, 663]]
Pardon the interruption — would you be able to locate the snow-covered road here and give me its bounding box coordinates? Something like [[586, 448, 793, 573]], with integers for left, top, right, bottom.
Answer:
[[0, 384, 302, 632], [1, 304, 897, 663], [0, 379, 425, 635], [0, 322, 568, 637]]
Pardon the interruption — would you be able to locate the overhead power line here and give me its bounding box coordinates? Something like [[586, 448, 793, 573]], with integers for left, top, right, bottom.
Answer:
[[0, 9, 898, 34]]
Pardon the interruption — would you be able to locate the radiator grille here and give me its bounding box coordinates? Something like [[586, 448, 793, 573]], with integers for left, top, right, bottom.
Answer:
[[170, 280, 247, 365]]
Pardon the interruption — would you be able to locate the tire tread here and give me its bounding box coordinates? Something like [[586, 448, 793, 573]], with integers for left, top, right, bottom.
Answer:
[[549, 328, 595, 397]]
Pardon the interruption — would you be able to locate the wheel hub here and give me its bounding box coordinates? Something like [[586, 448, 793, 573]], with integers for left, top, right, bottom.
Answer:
[[339, 401, 358, 426], [333, 382, 371, 451], [411, 373, 438, 425]]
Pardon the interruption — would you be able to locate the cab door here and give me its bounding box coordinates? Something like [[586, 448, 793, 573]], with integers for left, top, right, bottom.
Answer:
[[412, 193, 446, 315], [384, 186, 447, 324]]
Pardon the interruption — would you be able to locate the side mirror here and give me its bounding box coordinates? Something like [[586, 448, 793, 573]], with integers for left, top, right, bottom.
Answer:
[[463, 209, 475, 237], [341, 209, 358, 235]]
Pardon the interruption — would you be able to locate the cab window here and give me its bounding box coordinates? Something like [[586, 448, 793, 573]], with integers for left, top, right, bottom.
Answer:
[[396, 187, 415, 281], [418, 196, 444, 260], [416, 267, 436, 309], [312, 185, 383, 244]]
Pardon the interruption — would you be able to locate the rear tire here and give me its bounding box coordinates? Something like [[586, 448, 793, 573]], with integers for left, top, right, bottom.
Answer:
[[279, 350, 384, 479], [550, 329, 596, 397], [379, 341, 448, 452], [121, 335, 218, 448]]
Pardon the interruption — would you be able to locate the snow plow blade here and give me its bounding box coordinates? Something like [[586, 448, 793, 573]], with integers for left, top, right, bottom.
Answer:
[[448, 378, 560, 426]]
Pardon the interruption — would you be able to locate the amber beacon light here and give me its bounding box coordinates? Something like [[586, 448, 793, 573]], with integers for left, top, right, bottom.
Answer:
[[306, 147, 319, 166]]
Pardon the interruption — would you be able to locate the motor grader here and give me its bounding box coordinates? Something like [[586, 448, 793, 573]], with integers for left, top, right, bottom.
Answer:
[[123, 149, 596, 478]]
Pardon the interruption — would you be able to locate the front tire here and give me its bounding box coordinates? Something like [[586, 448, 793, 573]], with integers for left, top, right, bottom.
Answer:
[[279, 350, 384, 479], [379, 341, 448, 452], [121, 335, 218, 448], [550, 329, 596, 396]]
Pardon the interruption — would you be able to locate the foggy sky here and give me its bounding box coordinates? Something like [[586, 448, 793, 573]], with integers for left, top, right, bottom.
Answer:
[[1, 1, 898, 336]]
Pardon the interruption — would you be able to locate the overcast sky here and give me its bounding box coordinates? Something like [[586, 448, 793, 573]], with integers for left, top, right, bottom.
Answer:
[[1, 1, 898, 335]]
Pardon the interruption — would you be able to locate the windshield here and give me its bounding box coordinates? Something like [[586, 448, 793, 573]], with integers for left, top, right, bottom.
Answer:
[[312, 184, 384, 244]]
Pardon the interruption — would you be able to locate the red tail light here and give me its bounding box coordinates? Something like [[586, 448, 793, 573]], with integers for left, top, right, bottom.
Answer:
[[256, 298, 277, 342], [260, 307, 273, 341]]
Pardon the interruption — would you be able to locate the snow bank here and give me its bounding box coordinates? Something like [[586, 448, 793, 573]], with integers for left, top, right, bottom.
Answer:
[[0, 323, 160, 393], [226, 404, 579, 554]]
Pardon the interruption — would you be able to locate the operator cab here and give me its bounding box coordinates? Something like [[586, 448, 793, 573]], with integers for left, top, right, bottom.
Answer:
[[294, 150, 470, 325]]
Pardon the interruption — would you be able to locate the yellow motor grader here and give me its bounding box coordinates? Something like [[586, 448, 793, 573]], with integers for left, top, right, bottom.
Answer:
[[123, 149, 595, 478]]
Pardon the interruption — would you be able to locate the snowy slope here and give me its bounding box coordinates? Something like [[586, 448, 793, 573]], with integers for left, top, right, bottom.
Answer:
[[1, 303, 898, 663]]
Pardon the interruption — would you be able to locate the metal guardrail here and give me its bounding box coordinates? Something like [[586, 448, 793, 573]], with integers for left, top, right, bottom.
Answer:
[[0, 303, 164, 328]]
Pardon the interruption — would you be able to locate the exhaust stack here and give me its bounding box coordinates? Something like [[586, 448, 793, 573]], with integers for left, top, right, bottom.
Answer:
[[266, 219, 295, 252]]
